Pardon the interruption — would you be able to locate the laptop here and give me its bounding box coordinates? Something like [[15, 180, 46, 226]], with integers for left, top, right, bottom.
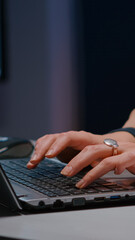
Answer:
[[0, 137, 135, 212]]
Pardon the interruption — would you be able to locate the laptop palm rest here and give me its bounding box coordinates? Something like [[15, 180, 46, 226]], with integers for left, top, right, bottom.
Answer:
[[11, 180, 47, 201]]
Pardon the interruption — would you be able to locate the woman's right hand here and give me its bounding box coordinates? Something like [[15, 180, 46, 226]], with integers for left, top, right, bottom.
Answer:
[[27, 131, 103, 168], [27, 127, 135, 169]]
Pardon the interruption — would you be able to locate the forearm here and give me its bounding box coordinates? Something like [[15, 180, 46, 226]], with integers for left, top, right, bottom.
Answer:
[[123, 109, 135, 128]]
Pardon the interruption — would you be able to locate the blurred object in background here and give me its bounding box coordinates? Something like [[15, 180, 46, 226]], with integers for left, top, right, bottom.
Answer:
[[1, 0, 135, 139], [0, 0, 79, 139]]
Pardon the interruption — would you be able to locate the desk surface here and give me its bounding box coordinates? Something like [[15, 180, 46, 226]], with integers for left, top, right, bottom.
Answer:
[[0, 170, 135, 240], [0, 205, 135, 240]]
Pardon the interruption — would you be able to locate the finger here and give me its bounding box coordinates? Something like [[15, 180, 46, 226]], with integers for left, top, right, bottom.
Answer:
[[76, 152, 135, 188], [28, 131, 79, 167], [28, 134, 58, 165], [61, 144, 115, 177], [114, 152, 135, 174], [124, 152, 135, 174], [76, 156, 115, 188], [31, 131, 80, 164], [44, 131, 102, 157], [90, 159, 102, 168], [45, 133, 72, 157], [128, 165, 135, 174], [45, 131, 86, 157], [27, 162, 38, 169]]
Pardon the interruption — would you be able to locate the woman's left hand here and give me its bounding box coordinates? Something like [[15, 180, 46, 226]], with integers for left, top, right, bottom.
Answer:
[[66, 141, 135, 188]]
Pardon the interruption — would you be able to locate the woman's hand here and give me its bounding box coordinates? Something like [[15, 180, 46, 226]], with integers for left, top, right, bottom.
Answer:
[[27, 129, 135, 188], [59, 141, 135, 189], [27, 131, 103, 166]]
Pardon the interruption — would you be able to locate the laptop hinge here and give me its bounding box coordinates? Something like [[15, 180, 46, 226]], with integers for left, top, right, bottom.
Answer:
[[0, 165, 22, 211]]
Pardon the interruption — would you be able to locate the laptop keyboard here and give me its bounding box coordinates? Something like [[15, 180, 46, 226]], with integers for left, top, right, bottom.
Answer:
[[0, 158, 129, 197]]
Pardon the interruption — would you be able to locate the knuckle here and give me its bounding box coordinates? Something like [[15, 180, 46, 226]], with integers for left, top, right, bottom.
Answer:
[[67, 130, 74, 135], [36, 134, 55, 146], [86, 145, 99, 152], [61, 132, 70, 140], [102, 158, 113, 168], [44, 134, 49, 138], [36, 138, 41, 144], [82, 145, 99, 154], [90, 145, 99, 152], [83, 145, 91, 153], [127, 151, 135, 160], [79, 130, 85, 134], [36, 135, 49, 143], [60, 132, 67, 137], [55, 132, 71, 144]]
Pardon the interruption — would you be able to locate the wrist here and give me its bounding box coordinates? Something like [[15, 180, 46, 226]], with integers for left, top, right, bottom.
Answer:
[[103, 130, 135, 143]]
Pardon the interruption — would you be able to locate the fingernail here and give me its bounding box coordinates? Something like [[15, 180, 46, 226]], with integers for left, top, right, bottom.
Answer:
[[61, 165, 73, 176], [45, 149, 53, 157], [76, 179, 86, 188], [27, 162, 36, 169]]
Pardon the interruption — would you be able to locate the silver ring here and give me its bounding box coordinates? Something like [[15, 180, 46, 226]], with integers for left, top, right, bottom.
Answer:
[[103, 138, 119, 156]]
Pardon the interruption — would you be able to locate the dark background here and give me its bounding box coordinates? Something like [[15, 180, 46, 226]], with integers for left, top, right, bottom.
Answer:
[[77, 0, 135, 134], [0, 0, 3, 79], [1, 0, 135, 138]]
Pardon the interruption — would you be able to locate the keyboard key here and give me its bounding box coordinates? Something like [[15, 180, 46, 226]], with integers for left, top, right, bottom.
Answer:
[[84, 188, 98, 194]]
